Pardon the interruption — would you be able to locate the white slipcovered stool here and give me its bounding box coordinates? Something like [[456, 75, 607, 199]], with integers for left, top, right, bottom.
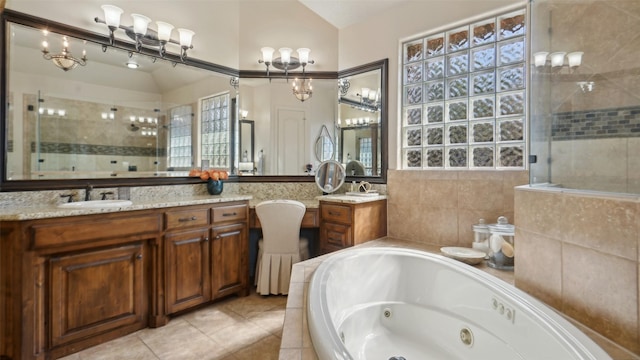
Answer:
[[254, 200, 309, 295]]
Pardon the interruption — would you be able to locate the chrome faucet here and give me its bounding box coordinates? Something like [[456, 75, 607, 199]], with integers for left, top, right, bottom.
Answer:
[[85, 184, 93, 201]]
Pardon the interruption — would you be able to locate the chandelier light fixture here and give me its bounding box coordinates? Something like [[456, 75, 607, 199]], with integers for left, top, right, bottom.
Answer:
[[292, 77, 313, 102], [95, 4, 195, 61], [338, 78, 350, 96], [41, 33, 87, 72], [259, 47, 314, 78]]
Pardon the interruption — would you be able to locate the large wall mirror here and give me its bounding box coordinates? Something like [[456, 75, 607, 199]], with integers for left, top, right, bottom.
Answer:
[[1, 10, 388, 191], [1, 10, 238, 190]]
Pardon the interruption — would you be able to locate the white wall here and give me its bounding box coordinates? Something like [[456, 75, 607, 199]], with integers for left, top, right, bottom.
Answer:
[[337, 0, 526, 170], [6, 0, 241, 68]]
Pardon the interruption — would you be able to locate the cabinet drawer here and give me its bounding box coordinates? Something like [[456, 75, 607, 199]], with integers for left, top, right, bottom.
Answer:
[[322, 222, 352, 248], [212, 204, 247, 223], [165, 208, 210, 230], [32, 214, 160, 249], [321, 204, 352, 224]]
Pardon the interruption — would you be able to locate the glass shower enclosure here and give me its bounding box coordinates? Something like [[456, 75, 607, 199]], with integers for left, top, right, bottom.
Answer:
[[529, 0, 640, 195]]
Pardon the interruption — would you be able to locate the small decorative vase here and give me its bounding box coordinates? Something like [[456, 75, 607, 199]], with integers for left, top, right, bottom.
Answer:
[[207, 179, 223, 195]]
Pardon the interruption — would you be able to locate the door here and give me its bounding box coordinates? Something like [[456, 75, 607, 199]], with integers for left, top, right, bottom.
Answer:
[[275, 108, 307, 174], [211, 223, 248, 299], [165, 228, 211, 314], [49, 243, 146, 347]]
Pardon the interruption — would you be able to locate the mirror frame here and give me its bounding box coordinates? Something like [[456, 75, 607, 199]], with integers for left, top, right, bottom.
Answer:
[[0, 9, 241, 191], [337, 59, 388, 183], [0, 10, 388, 191]]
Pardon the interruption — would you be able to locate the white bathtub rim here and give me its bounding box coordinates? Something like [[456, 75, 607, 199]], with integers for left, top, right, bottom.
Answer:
[[307, 246, 611, 360]]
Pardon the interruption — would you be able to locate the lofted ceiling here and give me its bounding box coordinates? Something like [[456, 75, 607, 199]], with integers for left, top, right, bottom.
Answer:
[[298, 0, 408, 29]]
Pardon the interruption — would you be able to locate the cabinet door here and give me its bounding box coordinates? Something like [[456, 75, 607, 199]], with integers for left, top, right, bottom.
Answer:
[[49, 243, 146, 347], [211, 223, 247, 299], [320, 222, 352, 254], [165, 228, 211, 314]]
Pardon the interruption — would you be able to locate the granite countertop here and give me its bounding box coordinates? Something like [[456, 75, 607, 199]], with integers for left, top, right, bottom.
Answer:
[[0, 194, 253, 221], [316, 193, 387, 204]]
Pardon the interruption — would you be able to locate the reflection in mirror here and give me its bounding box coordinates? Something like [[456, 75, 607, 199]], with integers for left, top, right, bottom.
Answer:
[[4, 12, 238, 186], [314, 125, 334, 162], [238, 77, 337, 176], [315, 160, 345, 194], [238, 119, 254, 175], [337, 60, 387, 180]]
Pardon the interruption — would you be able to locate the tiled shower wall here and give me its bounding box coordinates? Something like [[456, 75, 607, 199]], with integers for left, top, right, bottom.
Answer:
[[514, 186, 640, 355], [386, 169, 528, 246], [529, 0, 640, 194]]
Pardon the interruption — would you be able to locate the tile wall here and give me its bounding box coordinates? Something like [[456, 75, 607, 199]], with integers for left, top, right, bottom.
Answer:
[[514, 186, 640, 355], [386, 169, 528, 246]]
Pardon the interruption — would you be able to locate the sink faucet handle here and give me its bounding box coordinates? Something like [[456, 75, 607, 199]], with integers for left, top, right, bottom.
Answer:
[[60, 193, 74, 203], [100, 191, 114, 200]]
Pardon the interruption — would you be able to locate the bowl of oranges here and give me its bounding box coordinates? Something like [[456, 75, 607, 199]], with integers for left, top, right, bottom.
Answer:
[[189, 168, 229, 195]]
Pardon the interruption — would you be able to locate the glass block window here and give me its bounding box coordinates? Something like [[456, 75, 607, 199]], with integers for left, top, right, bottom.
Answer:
[[401, 9, 526, 169], [168, 105, 193, 169], [200, 92, 231, 169], [359, 137, 373, 176]]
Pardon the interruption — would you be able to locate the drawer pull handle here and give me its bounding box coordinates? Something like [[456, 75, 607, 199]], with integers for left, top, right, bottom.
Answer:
[[222, 212, 237, 217], [136, 254, 143, 260], [204, 237, 209, 242], [328, 211, 340, 216], [178, 216, 197, 222]]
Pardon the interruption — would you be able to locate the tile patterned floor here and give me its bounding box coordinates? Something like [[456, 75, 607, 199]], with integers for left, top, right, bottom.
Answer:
[[60, 291, 287, 360]]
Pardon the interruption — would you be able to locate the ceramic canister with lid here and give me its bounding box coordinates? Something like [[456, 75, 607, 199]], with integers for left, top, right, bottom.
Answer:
[[487, 216, 515, 270]]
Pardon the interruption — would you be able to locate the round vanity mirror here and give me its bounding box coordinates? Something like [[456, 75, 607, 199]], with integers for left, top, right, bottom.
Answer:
[[315, 160, 345, 194], [314, 125, 334, 162]]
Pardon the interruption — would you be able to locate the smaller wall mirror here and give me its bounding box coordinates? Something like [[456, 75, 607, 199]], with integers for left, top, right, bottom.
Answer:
[[314, 125, 334, 162], [315, 160, 345, 194], [337, 59, 387, 182]]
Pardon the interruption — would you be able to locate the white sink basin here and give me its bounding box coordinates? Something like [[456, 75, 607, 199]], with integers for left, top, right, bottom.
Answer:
[[57, 199, 133, 209]]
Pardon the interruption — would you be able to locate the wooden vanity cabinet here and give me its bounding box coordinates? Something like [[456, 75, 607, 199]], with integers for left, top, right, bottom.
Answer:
[[163, 202, 249, 314], [1, 200, 250, 360], [319, 199, 387, 254], [3, 210, 161, 360]]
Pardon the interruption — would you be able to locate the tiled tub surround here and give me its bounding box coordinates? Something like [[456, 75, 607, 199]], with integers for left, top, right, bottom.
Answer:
[[515, 185, 640, 355], [386, 169, 529, 247], [279, 238, 639, 360]]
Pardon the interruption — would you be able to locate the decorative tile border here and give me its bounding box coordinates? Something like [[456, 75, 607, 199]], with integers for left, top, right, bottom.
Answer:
[[552, 106, 640, 140], [30, 141, 166, 157]]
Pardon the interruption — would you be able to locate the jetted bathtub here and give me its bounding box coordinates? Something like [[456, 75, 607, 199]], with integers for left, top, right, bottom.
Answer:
[[307, 247, 611, 360]]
